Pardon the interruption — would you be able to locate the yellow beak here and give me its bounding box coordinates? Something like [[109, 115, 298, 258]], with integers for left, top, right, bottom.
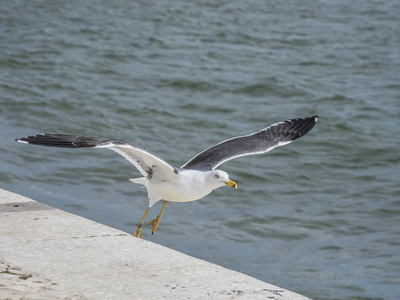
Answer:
[[224, 179, 237, 189]]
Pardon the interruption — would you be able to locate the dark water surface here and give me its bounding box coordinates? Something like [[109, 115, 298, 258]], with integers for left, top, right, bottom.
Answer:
[[1, 1, 399, 299]]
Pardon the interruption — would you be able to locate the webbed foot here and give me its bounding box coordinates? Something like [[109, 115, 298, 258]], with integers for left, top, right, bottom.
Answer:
[[133, 224, 143, 239], [148, 200, 168, 235]]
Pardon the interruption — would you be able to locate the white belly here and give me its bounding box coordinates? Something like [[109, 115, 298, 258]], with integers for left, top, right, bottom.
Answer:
[[145, 170, 215, 206]]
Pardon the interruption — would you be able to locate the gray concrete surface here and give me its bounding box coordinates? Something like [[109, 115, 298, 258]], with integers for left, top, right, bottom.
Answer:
[[0, 188, 311, 300]]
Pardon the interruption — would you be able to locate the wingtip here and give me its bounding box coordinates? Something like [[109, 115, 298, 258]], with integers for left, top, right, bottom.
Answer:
[[15, 138, 28, 144]]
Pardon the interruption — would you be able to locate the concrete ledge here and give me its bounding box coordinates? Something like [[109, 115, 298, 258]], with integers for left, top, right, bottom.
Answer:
[[0, 189, 311, 300]]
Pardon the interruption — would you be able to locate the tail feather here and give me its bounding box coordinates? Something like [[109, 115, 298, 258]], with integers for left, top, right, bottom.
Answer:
[[129, 177, 146, 186]]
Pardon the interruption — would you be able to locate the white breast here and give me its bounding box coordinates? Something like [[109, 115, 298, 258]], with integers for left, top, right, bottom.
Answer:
[[146, 170, 216, 206]]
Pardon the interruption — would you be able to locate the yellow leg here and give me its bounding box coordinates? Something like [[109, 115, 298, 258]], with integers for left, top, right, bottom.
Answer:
[[133, 207, 150, 239], [148, 201, 168, 235]]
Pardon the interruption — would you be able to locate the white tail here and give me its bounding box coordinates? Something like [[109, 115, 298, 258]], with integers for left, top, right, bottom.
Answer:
[[129, 177, 146, 186]]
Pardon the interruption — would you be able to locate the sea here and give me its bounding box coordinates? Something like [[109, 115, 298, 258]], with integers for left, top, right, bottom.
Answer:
[[1, 1, 399, 299]]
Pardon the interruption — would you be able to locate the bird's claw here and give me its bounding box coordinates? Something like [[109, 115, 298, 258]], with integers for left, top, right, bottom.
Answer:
[[148, 217, 160, 235], [133, 225, 143, 239]]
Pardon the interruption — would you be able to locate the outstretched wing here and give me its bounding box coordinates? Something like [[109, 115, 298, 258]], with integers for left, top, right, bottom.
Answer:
[[15, 134, 178, 179], [181, 115, 318, 171]]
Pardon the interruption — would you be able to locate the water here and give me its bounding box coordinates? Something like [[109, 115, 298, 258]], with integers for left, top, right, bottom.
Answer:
[[1, 1, 399, 299]]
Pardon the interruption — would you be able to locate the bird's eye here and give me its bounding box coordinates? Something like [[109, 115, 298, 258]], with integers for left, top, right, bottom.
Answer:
[[214, 174, 220, 179]]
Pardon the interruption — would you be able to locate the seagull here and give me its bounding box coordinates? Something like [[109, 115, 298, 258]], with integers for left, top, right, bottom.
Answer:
[[16, 115, 318, 238]]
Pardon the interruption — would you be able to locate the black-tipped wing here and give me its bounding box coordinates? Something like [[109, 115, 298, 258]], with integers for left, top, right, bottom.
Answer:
[[181, 115, 318, 171], [16, 134, 178, 179]]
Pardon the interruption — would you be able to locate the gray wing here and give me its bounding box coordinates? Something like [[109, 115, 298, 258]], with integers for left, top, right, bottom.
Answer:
[[15, 134, 178, 179], [181, 115, 318, 171]]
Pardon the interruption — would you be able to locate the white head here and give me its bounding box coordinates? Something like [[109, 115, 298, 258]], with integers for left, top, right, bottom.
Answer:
[[207, 170, 237, 189]]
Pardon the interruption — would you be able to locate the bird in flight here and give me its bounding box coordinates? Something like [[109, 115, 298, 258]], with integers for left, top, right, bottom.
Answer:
[[16, 115, 318, 238]]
